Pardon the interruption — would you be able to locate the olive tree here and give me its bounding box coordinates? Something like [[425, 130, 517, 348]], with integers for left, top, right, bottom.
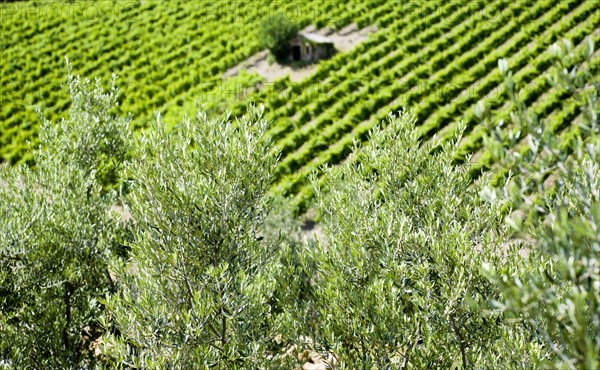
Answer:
[[99, 108, 297, 368], [291, 111, 543, 368], [484, 36, 599, 370], [0, 67, 132, 367]]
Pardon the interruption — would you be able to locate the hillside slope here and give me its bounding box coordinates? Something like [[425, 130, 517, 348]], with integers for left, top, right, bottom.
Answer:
[[1, 1, 599, 204], [1, 0, 374, 162]]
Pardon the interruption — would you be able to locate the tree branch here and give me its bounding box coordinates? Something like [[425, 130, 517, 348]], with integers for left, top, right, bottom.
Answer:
[[63, 282, 75, 352], [450, 314, 469, 368]]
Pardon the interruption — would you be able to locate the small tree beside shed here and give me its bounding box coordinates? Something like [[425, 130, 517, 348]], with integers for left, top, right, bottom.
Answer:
[[257, 12, 335, 62], [256, 12, 299, 61]]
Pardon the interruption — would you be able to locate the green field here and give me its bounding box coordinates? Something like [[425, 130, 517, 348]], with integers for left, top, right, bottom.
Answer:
[[2, 0, 599, 195], [1, 0, 378, 162]]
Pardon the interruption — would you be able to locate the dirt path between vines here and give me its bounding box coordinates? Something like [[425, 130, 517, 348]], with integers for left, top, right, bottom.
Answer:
[[224, 23, 377, 83]]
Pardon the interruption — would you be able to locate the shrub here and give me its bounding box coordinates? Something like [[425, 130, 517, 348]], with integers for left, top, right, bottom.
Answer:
[[99, 107, 297, 368], [290, 111, 544, 368], [0, 66, 132, 367], [483, 36, 599, 369], [256, 12, 299, 61]]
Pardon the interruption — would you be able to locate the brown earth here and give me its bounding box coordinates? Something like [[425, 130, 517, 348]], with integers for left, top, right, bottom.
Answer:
[[224, 23, 377, 83]]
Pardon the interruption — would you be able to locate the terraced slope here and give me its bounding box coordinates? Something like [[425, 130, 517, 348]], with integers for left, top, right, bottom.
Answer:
[[1, 0, 375, 162]]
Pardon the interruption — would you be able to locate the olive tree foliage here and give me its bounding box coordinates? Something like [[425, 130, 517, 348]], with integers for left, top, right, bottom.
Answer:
[[292, 111, 545, 368], [482, 36, 599, 369], [100, 108, 297, 368], [0, 68, 132, 367]]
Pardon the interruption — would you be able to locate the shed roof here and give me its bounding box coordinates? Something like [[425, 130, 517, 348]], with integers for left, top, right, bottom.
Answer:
[[298, 32, 333, 44]]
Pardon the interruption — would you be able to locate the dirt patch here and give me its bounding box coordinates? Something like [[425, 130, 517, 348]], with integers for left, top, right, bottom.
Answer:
[[326, 23, 377, 53], [300, 218, 327, 246], [111, 204, 133, 223], [223, 49, 316, 83], [298, 208, 328, 246], [224, 23, 377, 83]]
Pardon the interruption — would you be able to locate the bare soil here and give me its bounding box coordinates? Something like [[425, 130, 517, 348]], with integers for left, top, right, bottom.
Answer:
[[224, 23, 377, 83]]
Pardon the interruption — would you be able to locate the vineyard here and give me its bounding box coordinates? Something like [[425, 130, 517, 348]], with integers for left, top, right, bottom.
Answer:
[[1, 1, 599, 203], [2, 1, 600, 368], [234, 0, 600, 208], [0, 0, 378, 163]]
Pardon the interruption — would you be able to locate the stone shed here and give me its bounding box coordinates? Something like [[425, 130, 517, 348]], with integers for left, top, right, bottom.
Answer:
[[288, 32, 335, 62]]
